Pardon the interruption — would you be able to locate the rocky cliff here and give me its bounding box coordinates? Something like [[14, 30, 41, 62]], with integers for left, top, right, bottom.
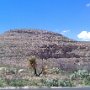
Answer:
[[0, 29, 90, 71]]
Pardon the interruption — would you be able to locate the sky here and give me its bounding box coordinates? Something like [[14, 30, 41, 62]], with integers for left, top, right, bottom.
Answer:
[[0, 0, 90, 41]]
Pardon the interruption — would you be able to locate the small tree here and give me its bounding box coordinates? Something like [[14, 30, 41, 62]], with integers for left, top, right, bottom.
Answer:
[[28, 56, 38, 76], [28, 56, 45, 76]]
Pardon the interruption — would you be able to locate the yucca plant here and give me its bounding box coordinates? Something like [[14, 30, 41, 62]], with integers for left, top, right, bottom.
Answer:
[[29, 56, 45, 76], [28, 56, 38, 76]]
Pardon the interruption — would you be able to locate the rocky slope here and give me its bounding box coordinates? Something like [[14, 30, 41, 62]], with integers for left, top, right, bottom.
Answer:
[[0, 29, 90, 71]]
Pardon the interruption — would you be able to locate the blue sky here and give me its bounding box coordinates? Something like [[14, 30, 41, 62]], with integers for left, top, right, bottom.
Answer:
[[0, 0, 90, 41]]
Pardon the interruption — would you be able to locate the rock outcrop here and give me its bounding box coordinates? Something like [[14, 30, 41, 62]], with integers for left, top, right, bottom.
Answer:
[[0, 29, 90, 71]]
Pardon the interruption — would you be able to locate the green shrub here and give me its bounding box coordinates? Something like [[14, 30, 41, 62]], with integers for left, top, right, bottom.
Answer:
[[0, 78, 7, 87], [40, 78, 73, 87], [9, 79, 29, 87], [58, 79, 73, 87], [70, 70, 90, 80], [84, 75, 90, 85], [45, 79, 59, 87], [41, 79, 53, 87], [70, 72, 79, 80]]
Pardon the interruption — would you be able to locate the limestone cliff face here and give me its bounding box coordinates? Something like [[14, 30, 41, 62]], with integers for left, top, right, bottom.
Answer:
[[0, 29, 90, 71]]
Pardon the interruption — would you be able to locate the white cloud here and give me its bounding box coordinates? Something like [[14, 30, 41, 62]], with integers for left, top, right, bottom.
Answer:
[[61, 30, 70, 34], [86, 3, 90, 7], [77, 31, 90, 41]]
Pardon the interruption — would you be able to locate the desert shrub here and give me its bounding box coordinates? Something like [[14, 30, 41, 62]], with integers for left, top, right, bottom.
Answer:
[[40, 78, 73, 87], [42, 79, 58, 87], [28, 79, 39, 86], [85, 76, 90, 85], [28, 56, 47, 76], [70, 72, 78, 80], [52, 79, 59, 86], [8, 79, 29, 87], [0, 67, 7, 74], [70, 70, 90, 80], [28, 56, 38, 76], [78, 70, 89, 79], [51, 68, 61, 74], [6, 68, 16, 75], [58, 79, 73, 87], [0, 78, 7, 87]]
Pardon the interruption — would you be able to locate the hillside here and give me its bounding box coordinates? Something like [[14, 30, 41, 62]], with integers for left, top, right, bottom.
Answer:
[[0, 29, 90, 71]]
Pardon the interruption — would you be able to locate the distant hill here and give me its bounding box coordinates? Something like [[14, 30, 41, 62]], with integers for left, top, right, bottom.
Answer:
[[0, 29, 90, 71]]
